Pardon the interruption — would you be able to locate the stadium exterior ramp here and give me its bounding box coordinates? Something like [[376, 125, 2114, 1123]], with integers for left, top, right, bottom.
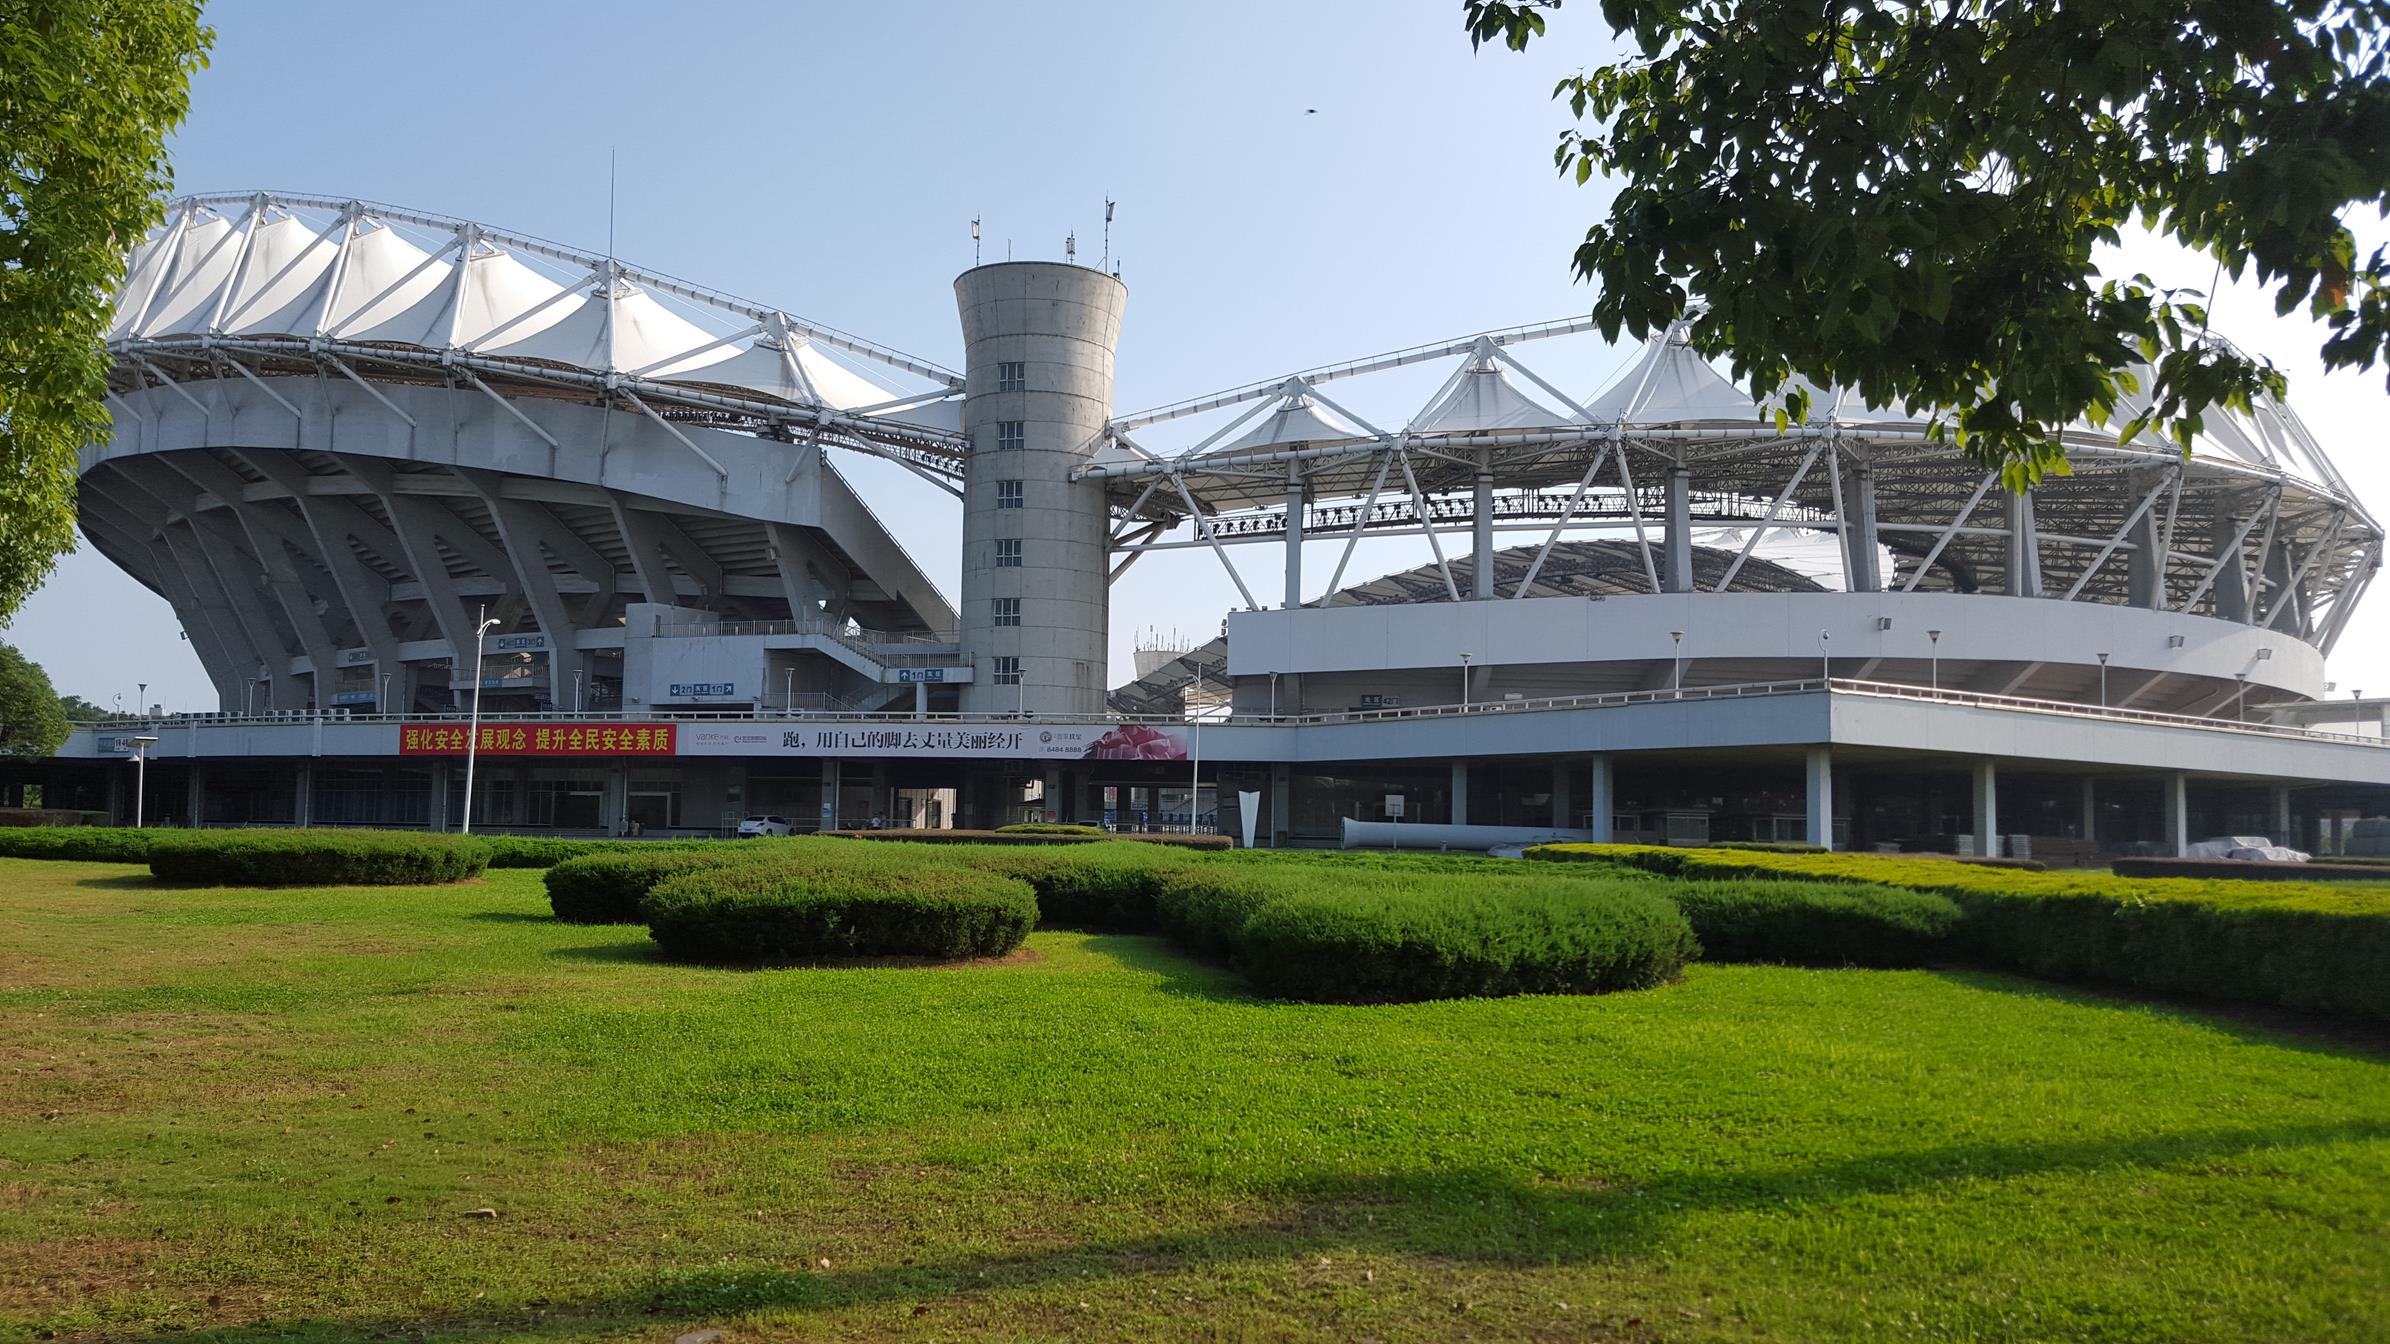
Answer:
[[86, 193, 964, 716]]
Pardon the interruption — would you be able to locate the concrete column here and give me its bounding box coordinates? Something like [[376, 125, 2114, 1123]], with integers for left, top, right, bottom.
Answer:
[[1588, 754, 1614, 843], [294, 762, 312, 828], [2079, 777, 2097, 846], [1041, 765, 1064, 823], [1284, 465, 1306, 610], [2126, 475, 2166, 609], [1973, 758, 1999, 857], [954, 261, 1126, 716], [1805, 747, 1834, 850], [1663, 467, 1694, 592], [1840, 465, 1882, 592], [2271, 783, 2293, 845], [2211, 513, 2251, 622], [2164, 772, 2190, 856], [913, 680, 928, 718], [2005, 490, 2043, 597], [604, 764, 629, 836], [1471, 452, 1495, 600], [1550, 761, 1572, 833], [1450, 760, 1470, 827], [1268, 763, 1291, 847], [820, 757, 840, 832], [427, 761, 447, 833]]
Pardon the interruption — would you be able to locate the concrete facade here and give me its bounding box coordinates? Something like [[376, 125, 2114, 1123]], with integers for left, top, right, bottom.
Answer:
[[953, 262, 1126, 716]]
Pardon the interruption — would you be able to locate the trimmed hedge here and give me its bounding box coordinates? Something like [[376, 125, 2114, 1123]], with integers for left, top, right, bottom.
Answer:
[[483, 835, 645, 869], [827, 828, 1232, 850], [1231, 876, 1697, 1003], [968, 842, 1192, 930], [2110, 857, 2390, 882], [1529, 843, 2390, 1020], [641, 859, 1037, 964], [0, 826, 161, 863], [994, 822, 1108, 837], [147, 829, 492, 886], [1663, 878, 1961, 967], [0, 808, 112, 828], [546, 847, 756, 923]]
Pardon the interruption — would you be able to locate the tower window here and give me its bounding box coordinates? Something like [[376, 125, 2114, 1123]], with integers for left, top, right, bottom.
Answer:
[[995, 420, 1025, 452], [993, 655, 1022, 685], [992, 597, 1020, 627], [996, 479, 1024, 509], [995, 538, 1022, 567], [997, 361, 1025, 393]]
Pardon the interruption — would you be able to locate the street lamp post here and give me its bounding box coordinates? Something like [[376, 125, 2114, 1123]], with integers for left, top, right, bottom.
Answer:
[[1927, 629, 1943, 694], [126, 735, 158, 828], [783, 667, 795, 715], [1189, 665, 1203, 835], [1669, 630, 1684, 696], [575, 668, 585, 715], [2096, 652, 2111, 708], [1818, 629, 1831, 683], [460, 607, 502, 834], [1459, 652, 1473, 714]]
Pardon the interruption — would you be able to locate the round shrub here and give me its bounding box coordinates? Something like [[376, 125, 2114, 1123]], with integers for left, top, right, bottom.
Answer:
[[1150, 866, 1290, 958], [641, 861, 1036, 964], [546, 847, 746, 923], [0, 826, 161, 863], [1666, 879, 1962, 967], [146, 829, 492, 886], [1233, 875, 1698, 1003], [971, 842, 1192, 929]]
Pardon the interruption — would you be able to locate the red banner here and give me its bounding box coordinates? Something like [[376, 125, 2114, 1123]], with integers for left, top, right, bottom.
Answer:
[[398, 723, 678, 756]]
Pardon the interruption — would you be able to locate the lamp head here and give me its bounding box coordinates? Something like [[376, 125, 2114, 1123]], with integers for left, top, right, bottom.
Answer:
[[476, 618, 502, 635]]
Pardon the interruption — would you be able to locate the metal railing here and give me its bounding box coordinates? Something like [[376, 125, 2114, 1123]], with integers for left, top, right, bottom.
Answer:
[[68, 676, 2390, 749]]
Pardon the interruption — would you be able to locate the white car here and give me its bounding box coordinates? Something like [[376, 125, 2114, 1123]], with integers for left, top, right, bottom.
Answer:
[[736, 815, 793, 838]]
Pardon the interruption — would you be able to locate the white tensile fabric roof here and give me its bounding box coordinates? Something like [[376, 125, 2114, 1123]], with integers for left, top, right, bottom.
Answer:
[[1128, 324, 2353, 498], [109, 195, 961, 436]]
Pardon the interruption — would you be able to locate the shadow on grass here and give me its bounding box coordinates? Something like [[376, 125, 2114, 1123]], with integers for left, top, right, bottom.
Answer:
[[1061, 931, 1257, 1004], [1929, 967, 2390, 1059], [73, 873, 161, 890], [464, 911, 559, 925], [96, 1116, 2390, 1343], [544, 938, 662, 964]]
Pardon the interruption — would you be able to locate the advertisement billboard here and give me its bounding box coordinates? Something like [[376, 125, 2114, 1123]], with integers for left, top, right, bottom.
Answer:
[[399, 723, 677, 756], [677, 722, 1190, 761]]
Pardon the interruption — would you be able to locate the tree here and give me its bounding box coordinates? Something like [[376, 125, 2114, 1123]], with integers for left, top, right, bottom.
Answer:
[[58, 692, 113, 721], [1466, 0, 2390, 484], [0, 0, 212, 620], [0, 641, 71, 761]]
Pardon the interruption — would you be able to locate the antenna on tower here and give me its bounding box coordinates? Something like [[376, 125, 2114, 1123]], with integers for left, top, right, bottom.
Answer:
[[971, 216, 981, 266], [1065, 231, 1077, 264], [1102, 198, 1115, 273]]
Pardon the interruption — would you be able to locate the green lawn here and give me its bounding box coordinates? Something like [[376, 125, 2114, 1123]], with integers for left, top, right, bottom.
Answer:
[[3, 858, 2387, 1342]]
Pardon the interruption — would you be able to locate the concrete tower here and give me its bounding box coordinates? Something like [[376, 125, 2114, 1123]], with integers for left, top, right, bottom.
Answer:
[[953, 262, 1127, 715]]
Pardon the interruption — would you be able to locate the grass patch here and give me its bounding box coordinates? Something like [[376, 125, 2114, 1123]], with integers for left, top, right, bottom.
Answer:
[[1, 858, 2387, 1341]]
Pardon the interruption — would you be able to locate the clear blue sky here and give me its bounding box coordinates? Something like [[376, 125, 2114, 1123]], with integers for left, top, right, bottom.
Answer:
[[13, 0, 2388, 710]]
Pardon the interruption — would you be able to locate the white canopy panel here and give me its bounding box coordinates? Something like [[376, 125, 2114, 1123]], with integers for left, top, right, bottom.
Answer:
[[108, 192, 966, 449]]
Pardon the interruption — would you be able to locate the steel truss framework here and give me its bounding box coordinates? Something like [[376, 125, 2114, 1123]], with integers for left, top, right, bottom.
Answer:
[[1085, 323, 2383, 654], [104, 192, 970, 487]]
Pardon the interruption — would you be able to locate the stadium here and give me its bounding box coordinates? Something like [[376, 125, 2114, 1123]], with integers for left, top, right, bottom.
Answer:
[[21, 189, 2390, 855]]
